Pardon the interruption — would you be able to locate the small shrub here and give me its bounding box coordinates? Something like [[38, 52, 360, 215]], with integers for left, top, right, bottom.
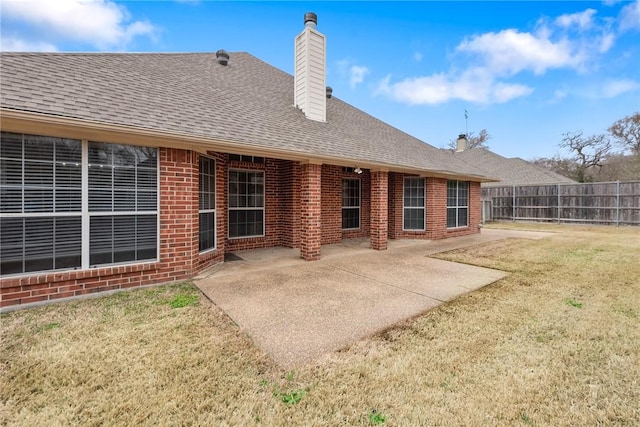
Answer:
[[565, 298, 583, 308], [281, 389, 305, 404], [369, 409, 386, 425], [169, 294, 199, 309]]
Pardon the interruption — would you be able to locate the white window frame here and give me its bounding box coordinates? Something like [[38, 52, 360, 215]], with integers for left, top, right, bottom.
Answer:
[[0, 132, 159, 276], [228, 154, 265, 164], [228, 169, 265, 239], [447, 180, 469, 229], [342, 178, 361, 230], [198, 155, 216, 253], [403, 177, 426, 231], [86, 142, 159, 268]]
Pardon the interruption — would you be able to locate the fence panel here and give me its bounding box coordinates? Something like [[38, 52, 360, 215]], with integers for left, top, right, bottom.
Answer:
[[482, 181, 640, 225]]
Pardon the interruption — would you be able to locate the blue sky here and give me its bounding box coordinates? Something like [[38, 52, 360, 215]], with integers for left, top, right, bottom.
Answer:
[[1, 1, 639, 160]]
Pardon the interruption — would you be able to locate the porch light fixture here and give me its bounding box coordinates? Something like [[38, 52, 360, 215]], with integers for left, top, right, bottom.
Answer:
[[354, 167, 362, 174]]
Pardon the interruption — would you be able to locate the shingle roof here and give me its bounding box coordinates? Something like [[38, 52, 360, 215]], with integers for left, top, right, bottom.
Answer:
[[0, 52, 491, 180], [454, 148, 575, 187]]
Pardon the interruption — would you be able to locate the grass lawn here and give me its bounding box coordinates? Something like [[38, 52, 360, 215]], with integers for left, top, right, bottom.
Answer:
[[1, 224, 639, 425]]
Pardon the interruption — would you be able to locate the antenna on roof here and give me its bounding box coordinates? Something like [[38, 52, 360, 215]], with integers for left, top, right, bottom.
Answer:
[[464, 109, 469, 136]]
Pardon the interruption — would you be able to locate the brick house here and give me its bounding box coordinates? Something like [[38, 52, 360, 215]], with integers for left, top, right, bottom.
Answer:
[[0, 13, 493, 309]]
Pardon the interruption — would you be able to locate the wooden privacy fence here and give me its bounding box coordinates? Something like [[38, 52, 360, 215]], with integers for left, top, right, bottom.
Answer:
[[482, 181, 640, 226]]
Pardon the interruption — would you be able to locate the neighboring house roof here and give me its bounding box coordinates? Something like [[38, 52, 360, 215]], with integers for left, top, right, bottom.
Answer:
[[0, 52, 492, 181], [454, 148, 575, 187]]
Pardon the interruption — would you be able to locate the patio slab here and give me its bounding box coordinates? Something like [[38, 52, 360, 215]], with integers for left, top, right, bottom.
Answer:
[[195, 228, 552, 367]]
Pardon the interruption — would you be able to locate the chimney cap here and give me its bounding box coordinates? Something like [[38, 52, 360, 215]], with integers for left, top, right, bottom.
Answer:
[[216, 49, 229, 65], [304, 12, 317, 27]]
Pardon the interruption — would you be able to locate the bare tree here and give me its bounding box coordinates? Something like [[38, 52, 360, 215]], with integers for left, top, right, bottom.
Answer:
[[559, 131, 611, 182], [448, 129, 491, 151], [530, 156, 575, 180], [608, 112, 640, 155]]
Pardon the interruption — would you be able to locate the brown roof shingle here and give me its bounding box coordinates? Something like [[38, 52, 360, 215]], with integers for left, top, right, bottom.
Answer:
[[0, 52, 491, 180], [454, 148, 575, 187]]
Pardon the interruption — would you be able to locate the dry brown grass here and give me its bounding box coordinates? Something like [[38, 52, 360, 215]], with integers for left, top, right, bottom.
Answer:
[[1, 224, 639, 426]]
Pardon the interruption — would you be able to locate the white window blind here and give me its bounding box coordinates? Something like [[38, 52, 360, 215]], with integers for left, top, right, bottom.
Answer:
[[228, 170, 264, 238], [0, 132, 158, 276], [447, 180, 469, 228], [199, 156, 216, 252], [403, 177, 425, 230], [342, 178, 360, 230]]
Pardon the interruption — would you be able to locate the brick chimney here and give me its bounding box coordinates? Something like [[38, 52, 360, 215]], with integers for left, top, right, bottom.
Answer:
[[456, 134, 468, 152], [294, 12, 326, 122]]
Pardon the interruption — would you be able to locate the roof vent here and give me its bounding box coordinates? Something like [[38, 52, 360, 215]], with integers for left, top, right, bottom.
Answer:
[[326, 86, 333, 99], [304, 12, 317, 28], [216, 49, 229, 66]]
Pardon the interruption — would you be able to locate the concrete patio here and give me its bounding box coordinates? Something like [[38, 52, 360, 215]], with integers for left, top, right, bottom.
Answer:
[[195, 228, 553, 367]]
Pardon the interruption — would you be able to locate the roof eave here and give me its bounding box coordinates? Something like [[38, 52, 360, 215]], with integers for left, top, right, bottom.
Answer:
[[0, 108, 494, 181]]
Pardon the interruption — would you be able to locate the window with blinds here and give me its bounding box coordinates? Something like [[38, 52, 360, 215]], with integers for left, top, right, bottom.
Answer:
[[403, 177, 425, 230], [198, 156, 216, 252], [228, 170, 264, 238], [342, 178, 360, 230], [447, 180, 469, 228], [0, 132, 158, 276]]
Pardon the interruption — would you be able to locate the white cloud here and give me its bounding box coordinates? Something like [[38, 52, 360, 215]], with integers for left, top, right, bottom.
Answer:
[[619, 0, 640, 31], [0, 36, 57, 52], [552, 88, 568, 102], [601, 79, 640, 98], [376, 68, 533, 105], [457, 29, 583, 76], [337, 59, 369, 89], [1, 0, 158, 50], [598, 32, 615, 52], [555, 9, 597, 29], [378, 5, 630, 107], [349, 65, 369, 88]]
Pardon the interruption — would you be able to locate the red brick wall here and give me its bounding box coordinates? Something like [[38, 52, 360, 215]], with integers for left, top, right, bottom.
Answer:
[[320, 166, 371, 244], [321, 165, 342, 244], [370, 171, 388, 250], [426, 177, 447, 235], [278, 160, 301, 249], [0, 149, 482, 310], [300, 163, 322, 260], [1, 147, 224, 309], [388, 173, 481, 241], [225, 157, 303, 252]]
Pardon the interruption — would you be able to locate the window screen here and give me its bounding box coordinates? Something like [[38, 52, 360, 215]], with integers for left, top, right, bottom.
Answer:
[[228, 170, 264, 238], [403, 177, 425, 230], [199, 156, 216, 252], [447, 180, 469, 228], [0, 132, 159, 275], [342, 179, 360, 230]]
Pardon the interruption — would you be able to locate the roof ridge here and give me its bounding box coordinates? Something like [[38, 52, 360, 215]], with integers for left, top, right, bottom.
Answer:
[[0, 51, 249, 57]]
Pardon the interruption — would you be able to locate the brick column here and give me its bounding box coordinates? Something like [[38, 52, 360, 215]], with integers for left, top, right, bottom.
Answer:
[[370, 170, 388, 250], [426, 178, 447, 238], [159, 148, 199, 277], [300, 162, 322, 260]]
